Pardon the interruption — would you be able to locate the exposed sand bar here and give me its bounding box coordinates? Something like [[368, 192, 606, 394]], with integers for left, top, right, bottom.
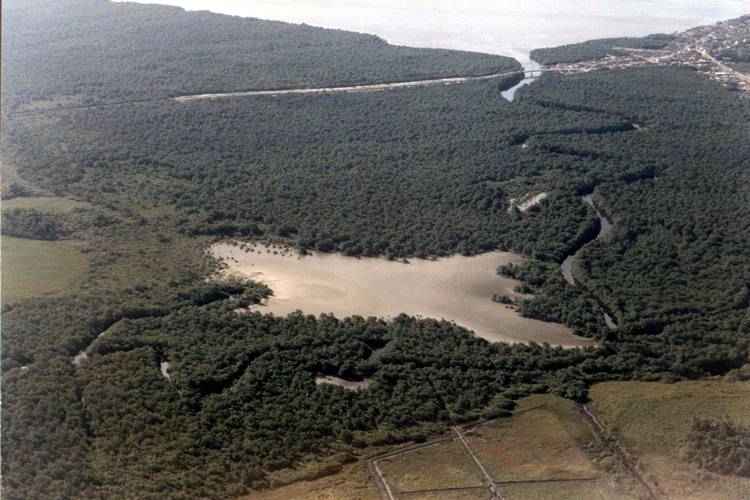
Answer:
[[508, 191, 548, 214], [315, 376, 370, 391], [212, 243, 595, 347], [174, 70, 521, 102]]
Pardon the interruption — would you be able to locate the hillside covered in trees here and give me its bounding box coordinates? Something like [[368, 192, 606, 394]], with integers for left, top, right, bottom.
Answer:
[[2, 2, 750, 499], [530, 33, 674, 65], [1, 0, 519, 112]]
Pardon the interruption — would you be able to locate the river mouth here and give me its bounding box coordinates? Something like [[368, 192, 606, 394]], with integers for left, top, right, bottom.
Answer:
[[212, 242, 595, 347], [501, 58, 542, 102]]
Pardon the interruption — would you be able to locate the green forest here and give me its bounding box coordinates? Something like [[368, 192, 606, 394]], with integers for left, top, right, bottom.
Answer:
[[530, 33, 674, 65], [2, 2, 750, 499], [2, 0, 518, 112]]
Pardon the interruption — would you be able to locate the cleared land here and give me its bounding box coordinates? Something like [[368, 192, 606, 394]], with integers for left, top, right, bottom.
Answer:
[[502, 479, 637, 500], [213, 242, 594, 346], [590, 380, 750, 500], [1, 236, 88, 304], [466, 395, 599, 482], [239, 462, 379, 500], [315, 376, 371, 391], [378, 439, 484, 492], [369, 395, 642, 500], [2, 196, 90, 213], [400, 490, 489, 499]]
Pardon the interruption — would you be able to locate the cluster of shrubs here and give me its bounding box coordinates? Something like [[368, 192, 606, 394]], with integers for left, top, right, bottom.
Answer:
[[685, 418, 750, 477]]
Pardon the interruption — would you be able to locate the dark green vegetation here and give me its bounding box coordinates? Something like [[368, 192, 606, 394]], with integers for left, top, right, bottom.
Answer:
[[685, 418, 750, 477], [3, 2, 750, 499], [525, 70, 750, 329], [716, 16, 750, 64], [2, 0, 518, 112], [9, 65, 749, 326], [2, 209, 68, 240], [9, 79, 608, 259], [530, 34, 674, 65], [718, 47, 750, 63], [5, 63, 749, 499], [499, 261, 610, 338]]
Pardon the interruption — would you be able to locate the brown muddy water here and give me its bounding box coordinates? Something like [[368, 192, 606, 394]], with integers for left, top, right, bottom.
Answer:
[[212, 242, 594, 347]]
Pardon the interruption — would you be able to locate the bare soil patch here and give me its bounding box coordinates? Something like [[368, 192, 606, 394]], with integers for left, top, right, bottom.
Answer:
[[212, 242, 594, 346]]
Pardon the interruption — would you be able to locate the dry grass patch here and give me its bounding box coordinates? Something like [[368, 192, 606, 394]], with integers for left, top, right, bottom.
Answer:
[[2, 236, 88, 304], [466, 395, 599, 482], [400, 488, 490, 499], [2, 196, 91, 213], [240, 461, 379, 500], [590, 380, 750, 500], [501, 479, 639, 500], [378, 439, 484, 492]]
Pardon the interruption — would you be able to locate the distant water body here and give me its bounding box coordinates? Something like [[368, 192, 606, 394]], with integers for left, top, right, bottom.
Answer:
[[125, 1, 746, 64]]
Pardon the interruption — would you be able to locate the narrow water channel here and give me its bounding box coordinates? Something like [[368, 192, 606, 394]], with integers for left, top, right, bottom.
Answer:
[[561, 194, 613, 286], [560, 193, 618, 330], [501, 59, 541, 102]]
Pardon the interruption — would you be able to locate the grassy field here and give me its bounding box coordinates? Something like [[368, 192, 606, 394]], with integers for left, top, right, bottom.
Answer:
[[590, 380, 750, 500], [276, 395, 646, 500], [466, 395, 600, 482], [400, 489, 489, 499], [240, 462, 379, 500], [2, 196, 91, 213], [501, 479, 638, 500], [1, 236, 88, 304], [378, 439, 484, 492]]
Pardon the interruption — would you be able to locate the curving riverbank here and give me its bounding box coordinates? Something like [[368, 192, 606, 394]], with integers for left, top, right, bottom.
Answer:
[[561, 194, 613, 286], [501, 58, 543, 102], [560, 194, 618, 329]]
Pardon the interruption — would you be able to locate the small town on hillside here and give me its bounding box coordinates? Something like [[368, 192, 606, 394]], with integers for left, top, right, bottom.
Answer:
[[547, 16, 750, 95]]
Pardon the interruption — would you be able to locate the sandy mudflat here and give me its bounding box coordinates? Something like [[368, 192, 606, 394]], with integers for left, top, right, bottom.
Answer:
[[212, 242, 594, 347], [315, 376, 371, 391]]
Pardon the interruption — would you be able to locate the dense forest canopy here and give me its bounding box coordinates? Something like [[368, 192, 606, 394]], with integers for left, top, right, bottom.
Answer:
[[2, 2, 750, 499], [530, 34, 674, 65], [8, 79, 612, 259], [1, 0, 519, 111], [8, 66, 750, 322]]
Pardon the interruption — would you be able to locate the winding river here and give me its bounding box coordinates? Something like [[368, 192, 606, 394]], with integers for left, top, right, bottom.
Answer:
[[560, 194, 618, 329]]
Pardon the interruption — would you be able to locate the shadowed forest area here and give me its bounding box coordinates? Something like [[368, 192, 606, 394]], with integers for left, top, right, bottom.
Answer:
[[2, 1, 750, 499]]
